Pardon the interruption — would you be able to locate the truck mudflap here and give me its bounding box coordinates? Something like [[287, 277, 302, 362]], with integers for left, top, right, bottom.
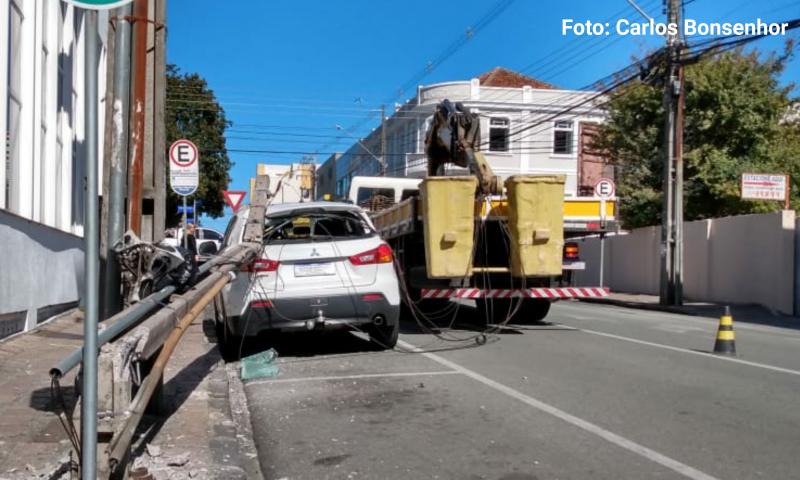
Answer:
[[421, 287, 609, 299]]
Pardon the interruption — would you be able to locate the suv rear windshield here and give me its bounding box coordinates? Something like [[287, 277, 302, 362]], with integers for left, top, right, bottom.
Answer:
[[263, 210, 374, 244]]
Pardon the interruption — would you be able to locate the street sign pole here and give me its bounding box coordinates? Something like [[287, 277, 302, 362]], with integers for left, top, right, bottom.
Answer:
[[81, 10, 99, 480], [594, 180, 615, 290], [600, 199, 606, 288], [62, 2, 135, 478], [183, 196, 188, 249], [169, 139, 200, 251]]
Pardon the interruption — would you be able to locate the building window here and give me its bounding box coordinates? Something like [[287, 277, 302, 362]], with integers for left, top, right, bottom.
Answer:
[[489, 118, 509, 152], [553, 120, 574, 155]]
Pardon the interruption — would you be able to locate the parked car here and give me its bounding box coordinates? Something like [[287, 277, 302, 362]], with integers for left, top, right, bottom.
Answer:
[[162, 226, 224, 262], [217, 202, 401, 357]]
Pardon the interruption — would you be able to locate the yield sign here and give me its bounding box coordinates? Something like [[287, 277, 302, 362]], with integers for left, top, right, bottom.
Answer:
[[223, 190, 246, 213]]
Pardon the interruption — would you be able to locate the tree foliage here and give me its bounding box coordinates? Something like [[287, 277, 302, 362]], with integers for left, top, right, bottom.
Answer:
[[165, 64, 232, 226], [597, 44, 799, 229]]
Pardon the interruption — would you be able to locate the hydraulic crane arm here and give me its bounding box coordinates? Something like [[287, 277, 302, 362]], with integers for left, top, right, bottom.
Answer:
[[425, 100, 501, 195]]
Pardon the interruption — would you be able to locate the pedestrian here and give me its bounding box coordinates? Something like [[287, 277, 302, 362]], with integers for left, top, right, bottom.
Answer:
[[181, 223, 200, 286], [184, 223, 198, 260]]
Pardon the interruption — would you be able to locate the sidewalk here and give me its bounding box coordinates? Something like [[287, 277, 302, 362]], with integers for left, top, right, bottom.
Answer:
[[0, 309, 83, 478], [579, 292, 799, 328], [0, 309, 260, 479]]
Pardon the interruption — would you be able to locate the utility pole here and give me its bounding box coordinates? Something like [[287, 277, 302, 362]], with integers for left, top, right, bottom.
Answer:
[[659, 0, 685, 305], [380, 104, 387, 176], [103, 4, 133, 317], [128, 0, 148, 235]]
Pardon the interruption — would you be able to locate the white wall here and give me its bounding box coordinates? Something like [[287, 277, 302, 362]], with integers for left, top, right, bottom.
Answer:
[[574, 211, 796, 314], [0, 1, 109, 337], [0, 0, 108, 236], [0, 209, 83, 339]]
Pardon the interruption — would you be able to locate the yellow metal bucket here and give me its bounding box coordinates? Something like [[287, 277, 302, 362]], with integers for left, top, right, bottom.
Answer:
[[505, 175, 565, 277]]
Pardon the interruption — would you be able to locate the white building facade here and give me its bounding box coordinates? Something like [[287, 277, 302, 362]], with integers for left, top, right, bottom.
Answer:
[[1, 0, 108, 234], [332, 68, 610, 199], [0, 0, 109, 339]]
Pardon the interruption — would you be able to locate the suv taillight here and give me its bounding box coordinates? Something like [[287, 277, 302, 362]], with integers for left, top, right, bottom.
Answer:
[[349, 244, 393, 266], [564, 242, 579, 260], [243, 258, 280, 272]]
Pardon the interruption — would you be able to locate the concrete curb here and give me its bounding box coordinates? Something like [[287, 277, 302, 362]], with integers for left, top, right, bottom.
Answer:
[[206, 363, 247, 479], [575, 297, 713, 317], [225, 362, 264, 480], [201, 343, 263, 479]]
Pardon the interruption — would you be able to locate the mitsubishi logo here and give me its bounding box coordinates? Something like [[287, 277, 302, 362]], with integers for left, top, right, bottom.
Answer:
[[310, 248, 320, 257]]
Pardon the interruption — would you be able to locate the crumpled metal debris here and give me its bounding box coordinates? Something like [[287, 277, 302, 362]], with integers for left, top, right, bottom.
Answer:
[[113, 230, 196, 306]]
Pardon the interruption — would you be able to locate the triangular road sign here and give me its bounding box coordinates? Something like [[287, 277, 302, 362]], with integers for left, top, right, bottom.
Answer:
[[223, 190, 246, 213]]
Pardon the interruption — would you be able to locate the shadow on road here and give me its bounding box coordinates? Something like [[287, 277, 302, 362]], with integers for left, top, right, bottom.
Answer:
[[238, 329, 383, 359]]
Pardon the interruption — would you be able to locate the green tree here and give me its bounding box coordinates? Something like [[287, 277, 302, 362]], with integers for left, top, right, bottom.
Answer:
[[165, 64, 232, 226], [597, 45, 798, 229]]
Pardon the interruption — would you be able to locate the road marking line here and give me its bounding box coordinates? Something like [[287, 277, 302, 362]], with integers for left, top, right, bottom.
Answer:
[[398, 339, 719, 480], [569, 327, 800, 377], [245, 370, 459, 386]]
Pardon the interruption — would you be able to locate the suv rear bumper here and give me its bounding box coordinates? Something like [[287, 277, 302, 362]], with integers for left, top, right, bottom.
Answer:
[[227, 293, 400, 336]]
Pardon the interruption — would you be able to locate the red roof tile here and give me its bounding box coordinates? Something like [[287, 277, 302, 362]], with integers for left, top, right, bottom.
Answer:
[[477, 67, 556, 90]]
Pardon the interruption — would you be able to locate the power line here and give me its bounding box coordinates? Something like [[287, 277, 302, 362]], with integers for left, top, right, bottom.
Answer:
[[316, 0, 517, 157]]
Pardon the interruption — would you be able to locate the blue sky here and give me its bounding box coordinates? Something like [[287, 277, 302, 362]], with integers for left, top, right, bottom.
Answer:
[[166, 0, 800, 232]]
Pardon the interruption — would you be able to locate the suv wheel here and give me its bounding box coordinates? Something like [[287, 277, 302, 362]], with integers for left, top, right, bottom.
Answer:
[[368, 321, 399, 349]]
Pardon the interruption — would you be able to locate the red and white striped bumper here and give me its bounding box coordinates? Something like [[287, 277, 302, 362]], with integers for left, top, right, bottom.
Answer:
[[420, 287, 610, 300]]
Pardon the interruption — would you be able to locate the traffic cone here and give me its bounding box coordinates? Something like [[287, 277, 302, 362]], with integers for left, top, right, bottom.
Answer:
[[713, 306, 736, 356]]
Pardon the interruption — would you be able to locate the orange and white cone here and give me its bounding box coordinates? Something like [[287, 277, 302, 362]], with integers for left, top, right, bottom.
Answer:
[[713, 306, 736, 356]]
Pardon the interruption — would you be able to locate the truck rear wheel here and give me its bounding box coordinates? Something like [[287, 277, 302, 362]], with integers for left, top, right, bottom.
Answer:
[[476, 298, 551, 325]]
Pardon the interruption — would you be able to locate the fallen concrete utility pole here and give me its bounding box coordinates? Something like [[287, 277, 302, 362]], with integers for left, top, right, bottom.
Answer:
[[50, 248, 236, 379], [104, 175, 270, 474], [107, 272, 232, 467], [50, 174, 271, 477], [121, 244, 253, 361]]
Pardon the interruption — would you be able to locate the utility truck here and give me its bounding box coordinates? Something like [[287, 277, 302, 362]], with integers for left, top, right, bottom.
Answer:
[[348, 100, 613, 323]]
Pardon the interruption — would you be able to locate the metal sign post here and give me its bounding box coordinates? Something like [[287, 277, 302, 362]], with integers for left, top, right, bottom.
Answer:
[[61, 1, 135, 478], [81, 12, 100, 480], [594, 179, 615, 289], [169, 139, 200, 250]]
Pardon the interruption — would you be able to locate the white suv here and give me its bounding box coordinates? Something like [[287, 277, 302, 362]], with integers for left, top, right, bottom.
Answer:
[[218, 202, 401, 355]]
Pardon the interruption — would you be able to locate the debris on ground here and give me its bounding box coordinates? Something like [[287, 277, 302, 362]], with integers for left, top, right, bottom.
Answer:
[[146, 444, 163, 458], [134, 450, 199, 480], [240, 348, 280, 381]]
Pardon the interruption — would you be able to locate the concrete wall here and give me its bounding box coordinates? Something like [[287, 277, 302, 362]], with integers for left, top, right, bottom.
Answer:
[[0, 210, 84, 339], [574, 211, 796, 314]]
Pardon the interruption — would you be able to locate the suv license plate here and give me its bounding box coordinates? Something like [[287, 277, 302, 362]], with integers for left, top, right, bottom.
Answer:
[[294, 262, 336, 277]]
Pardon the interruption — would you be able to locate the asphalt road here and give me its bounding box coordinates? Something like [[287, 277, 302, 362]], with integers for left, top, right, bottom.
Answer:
[[238, 301, 800, 480]]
